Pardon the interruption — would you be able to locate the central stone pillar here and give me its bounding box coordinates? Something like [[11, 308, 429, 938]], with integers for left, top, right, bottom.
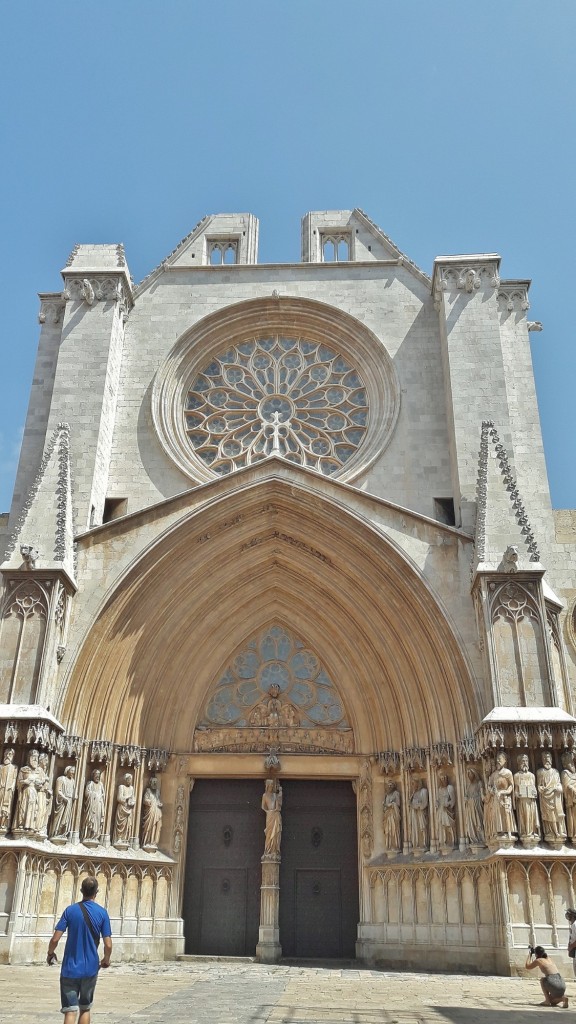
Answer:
[[256, 851, 282, 962], [256, 777, 282, 962]]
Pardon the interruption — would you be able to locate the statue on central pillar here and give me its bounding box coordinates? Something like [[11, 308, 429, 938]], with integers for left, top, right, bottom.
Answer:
[[256, 777, 283, 964], [261, 777, 283, 856]]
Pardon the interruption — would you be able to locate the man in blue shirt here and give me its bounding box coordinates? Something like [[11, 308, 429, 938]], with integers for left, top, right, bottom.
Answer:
[[47, 876, 112, 1024]]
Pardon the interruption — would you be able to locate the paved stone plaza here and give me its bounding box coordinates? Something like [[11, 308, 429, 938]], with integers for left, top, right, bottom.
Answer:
[[2, 959, 574, 1023]]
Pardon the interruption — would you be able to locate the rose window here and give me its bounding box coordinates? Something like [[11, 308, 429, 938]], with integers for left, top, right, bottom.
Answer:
[[184, 336, 369, 477]]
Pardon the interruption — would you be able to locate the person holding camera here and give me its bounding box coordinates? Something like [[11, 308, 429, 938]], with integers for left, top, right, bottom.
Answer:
[[46, 876, 112, 1024], [525, 945, 568, 1007]]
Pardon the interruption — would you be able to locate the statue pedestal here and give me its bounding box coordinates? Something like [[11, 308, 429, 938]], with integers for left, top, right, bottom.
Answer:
[[256, 853, 282, 963]]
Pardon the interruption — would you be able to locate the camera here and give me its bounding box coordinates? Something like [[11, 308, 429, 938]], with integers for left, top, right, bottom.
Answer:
[[528, 945, 536, 956]]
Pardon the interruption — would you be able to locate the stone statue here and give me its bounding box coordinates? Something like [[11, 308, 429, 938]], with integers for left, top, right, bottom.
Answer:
[[382, 780, 401, 854], [484, 752, 517, 844], [113, 772, 135, 846], [409, 778, 429, 851], [464, 767, 485, 845], [437, 772, 456, 848], [537, 751, 567, 844], [261, 778, 282, 856], [513, 754, 540, 846], [36, 752, 53, 837], [141, 777, 163, 850], [561, 752, 576, 843], [0, 748, 18, 833], [82, 768, 106, 844], [50, 765, 76, 840], [14, 748, 43, 835]]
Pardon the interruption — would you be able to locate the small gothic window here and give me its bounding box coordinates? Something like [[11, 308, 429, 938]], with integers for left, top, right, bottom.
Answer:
[[208, 240, 238, 266], [321, 233, 351, 262]]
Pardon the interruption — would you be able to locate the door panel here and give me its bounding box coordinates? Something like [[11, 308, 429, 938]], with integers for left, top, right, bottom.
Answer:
[[295, 869, 342, 957], [183, 780, 263, 955], [280, 780, 359, 958]]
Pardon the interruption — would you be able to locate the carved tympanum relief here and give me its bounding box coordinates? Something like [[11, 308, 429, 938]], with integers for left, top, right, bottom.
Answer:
[[194, 625, 353, 754], [185, 336, 368, 478]]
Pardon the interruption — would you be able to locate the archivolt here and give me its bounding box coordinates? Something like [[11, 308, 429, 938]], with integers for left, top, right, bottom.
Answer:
[[61, 479, 480, 753]]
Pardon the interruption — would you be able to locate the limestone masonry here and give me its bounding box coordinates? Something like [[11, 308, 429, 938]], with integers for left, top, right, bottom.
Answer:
[[1, 209, 575, 973]]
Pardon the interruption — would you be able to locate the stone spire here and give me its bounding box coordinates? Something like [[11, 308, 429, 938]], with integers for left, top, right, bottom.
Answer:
[[472, 419, 541, 575], [2, 422, 75, 581]]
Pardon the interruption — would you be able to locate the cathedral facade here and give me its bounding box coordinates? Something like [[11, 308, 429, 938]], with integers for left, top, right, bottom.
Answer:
[[1, 210, 576, 972]]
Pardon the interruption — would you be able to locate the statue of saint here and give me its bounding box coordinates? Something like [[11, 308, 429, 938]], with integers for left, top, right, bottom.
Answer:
[[261, 778, 282, 856], [82, 768, 105, 843], [437, 772, 456, 847], [382, 780, 401, 853], [0, 748, 18, 834], [141, 777, 163, 849], [14, 748, 43, 835], [464, 767, 485, 845], [50, 765, 76, 840], [484, 752, 517, 843], [561, 752, 576, 843], [113, 773, 135, 846], [36, 752, 53, 837], [513, 754, 540, 845], [409, 778, 429, 851], [537, 751, 567, 843]]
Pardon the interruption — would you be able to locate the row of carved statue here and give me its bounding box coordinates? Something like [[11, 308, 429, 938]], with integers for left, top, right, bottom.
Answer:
[[0, 748, 163, 851], [382, 750, 576, 855]]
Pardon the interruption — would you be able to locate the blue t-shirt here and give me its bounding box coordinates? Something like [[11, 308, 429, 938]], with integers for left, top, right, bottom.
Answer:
[[55, 900, 112, 978]]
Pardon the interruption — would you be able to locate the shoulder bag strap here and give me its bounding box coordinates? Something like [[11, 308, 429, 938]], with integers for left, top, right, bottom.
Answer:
[[79, 901, 100, 947]]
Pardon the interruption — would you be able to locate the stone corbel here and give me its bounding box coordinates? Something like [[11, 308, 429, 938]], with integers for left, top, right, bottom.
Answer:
[[62, 273, 133, 314], [431, 255, 501, 311], [497, 280, 530, 316]]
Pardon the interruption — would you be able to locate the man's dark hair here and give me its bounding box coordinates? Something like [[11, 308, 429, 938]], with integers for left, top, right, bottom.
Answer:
[[534, 945, 547, 958], [80, 876, 99, 899]]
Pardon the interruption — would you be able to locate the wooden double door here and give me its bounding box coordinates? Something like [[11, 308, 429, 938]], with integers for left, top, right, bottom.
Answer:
[[183, 779, 359, 958]]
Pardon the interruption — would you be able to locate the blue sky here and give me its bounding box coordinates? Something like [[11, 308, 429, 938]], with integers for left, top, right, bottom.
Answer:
[[1, 1, 575, 511]]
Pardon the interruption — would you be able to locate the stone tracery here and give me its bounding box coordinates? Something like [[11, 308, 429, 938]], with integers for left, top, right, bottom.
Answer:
[[185, 336, 369, 477]]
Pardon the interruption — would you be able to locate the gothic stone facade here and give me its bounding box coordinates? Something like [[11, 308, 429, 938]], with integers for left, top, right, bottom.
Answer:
[[1, 210, 576, 972]]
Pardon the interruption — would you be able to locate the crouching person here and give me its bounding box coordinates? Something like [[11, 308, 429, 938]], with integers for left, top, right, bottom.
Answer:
[[526, 945, 569, 1007], [46, 876, 112, 1024]]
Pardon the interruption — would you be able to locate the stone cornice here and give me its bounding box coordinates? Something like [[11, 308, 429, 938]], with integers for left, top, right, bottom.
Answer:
[[61, 272, 133, 312], [432, 254, 501, 310], [497, 279, 531, 314], [38, 293, 66, 326]]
